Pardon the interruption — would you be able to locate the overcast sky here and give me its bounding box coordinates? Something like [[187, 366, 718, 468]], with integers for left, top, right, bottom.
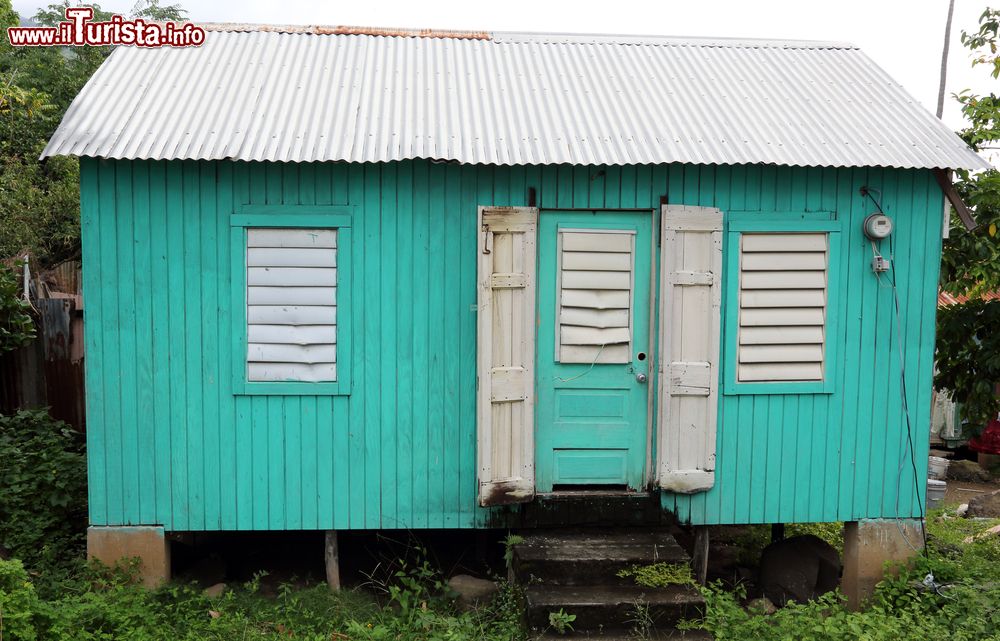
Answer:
[[11, 0, 999, 132]]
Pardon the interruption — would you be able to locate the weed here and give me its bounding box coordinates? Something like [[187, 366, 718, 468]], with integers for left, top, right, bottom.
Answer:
[[626, 598, 654, 640], [547, 608, 576, 635], [502, 533, 524, 571], [617, 562, 694, 588]]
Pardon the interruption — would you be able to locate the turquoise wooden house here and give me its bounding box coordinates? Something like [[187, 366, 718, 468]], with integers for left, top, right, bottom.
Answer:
[[42, 24, 987, 586]]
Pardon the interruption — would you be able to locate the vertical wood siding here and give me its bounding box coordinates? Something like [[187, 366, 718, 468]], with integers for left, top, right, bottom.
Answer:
[[81, 159, 940, 529]]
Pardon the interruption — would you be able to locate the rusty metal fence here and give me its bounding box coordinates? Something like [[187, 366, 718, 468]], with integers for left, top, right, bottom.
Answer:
[[0, 261, 86, 431]]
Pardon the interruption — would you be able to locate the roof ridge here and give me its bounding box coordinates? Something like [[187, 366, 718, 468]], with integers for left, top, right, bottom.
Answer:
[[197, 22, 856, 48]]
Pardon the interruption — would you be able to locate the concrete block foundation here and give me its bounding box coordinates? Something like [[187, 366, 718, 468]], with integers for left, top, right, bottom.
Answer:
[[87, 526, 171, 588], [841, 519, 923, 610]]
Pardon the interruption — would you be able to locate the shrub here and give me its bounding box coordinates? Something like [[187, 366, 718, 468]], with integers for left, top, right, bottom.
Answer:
[[0, 263, 34, 355], [0, 410, 87, 595], [0, 558, 42, 641]]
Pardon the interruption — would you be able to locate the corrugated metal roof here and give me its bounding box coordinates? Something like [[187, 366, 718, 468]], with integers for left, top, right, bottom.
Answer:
[[41, 25, 990, 169]]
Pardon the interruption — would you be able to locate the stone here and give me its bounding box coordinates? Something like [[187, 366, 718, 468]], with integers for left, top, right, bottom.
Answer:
[[947, 459, 992, 483], [204, 582, 227, 598], [747, 597, 777, 615], [957, 504, 969, 517], [448, 574, 497, 609], [967, 489, 1000, 518], [758, 535, 840, 606]]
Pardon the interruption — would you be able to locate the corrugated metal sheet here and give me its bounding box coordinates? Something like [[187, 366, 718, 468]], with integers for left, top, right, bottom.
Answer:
[[42, 26, 989, 170]]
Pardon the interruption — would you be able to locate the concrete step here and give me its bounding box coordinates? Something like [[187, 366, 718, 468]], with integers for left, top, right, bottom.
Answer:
[[513, 529, 690, 585], [525, 584, 704, 633]]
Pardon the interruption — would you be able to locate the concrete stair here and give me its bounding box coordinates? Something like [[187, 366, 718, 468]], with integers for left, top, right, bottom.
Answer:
[[512, 529, 706, 637]]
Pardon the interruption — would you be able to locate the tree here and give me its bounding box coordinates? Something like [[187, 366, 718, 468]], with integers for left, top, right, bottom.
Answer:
[[935, 8, 1000, 431], [0, 0, 186, 266]]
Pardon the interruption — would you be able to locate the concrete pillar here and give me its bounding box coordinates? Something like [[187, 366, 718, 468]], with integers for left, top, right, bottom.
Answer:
[[841, 519, 923, 610], [87, 526, 171, 588]]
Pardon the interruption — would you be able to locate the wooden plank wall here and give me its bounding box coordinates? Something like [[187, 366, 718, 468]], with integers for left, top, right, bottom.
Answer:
[[80, 159, 941, 529]]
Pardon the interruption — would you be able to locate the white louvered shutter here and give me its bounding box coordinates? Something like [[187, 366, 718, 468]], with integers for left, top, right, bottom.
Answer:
[[246, 228, 337, 382], [737, 233, 827, 382], [557, 229, 635, 363], [477, 207, 538, 507], [657, 205, 722, 494]]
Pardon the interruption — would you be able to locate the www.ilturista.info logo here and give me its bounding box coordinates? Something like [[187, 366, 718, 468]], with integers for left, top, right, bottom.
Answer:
[[7, 7, 205, 47]]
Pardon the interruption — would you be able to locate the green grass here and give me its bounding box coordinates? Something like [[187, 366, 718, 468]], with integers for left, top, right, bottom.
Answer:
[[681, 513, 1000, 641], [0, 556, 527, 641]]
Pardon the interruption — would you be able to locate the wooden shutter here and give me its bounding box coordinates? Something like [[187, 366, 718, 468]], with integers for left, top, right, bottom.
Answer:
[[246, 228, 338, 382], [737, 233, 827, 382], [477, 207, 538, 506], [557, 229, 635, 364], [657, 205, 723, 494]]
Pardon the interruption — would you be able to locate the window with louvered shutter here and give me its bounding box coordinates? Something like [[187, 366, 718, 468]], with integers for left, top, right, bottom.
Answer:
[[246, 228, 337, 382], [557, 229, 635, 364], [737, 232, 827, 382]]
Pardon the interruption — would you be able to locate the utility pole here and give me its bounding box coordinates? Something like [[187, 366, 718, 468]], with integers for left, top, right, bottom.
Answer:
[[937, 0, 956, 119]]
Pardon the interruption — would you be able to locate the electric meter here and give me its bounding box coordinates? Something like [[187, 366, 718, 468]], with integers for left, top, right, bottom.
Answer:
[[863, 213, 893, 240]]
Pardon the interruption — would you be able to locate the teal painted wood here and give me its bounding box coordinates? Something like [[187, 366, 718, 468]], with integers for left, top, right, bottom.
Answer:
[[80, 159, 942, 529], [535, 211, 654, 490]]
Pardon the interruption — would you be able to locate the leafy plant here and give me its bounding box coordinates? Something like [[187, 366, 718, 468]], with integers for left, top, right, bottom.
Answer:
[[937, 6, 1000, 430], [0, 263, 33, 354], [0, 410, 86, 597], [547, 608, 576, 635], [617, 562, 694, 588], [502, 533, 524, 571], [0, 558, 41, 641], [627, 598, 654, 640], [679, 514, 1000, 640]]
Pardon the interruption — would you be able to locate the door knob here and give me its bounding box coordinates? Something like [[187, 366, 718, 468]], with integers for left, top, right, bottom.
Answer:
[[635, 372, 648, 384]]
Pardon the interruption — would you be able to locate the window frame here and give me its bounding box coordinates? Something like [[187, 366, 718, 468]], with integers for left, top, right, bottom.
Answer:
[[722, 213, 841, 396], [230, 205, 354, 396]]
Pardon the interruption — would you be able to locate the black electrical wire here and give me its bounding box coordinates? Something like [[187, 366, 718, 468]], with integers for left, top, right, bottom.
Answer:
[[887, 233, 931, 555], [863, 183, 930, 555]]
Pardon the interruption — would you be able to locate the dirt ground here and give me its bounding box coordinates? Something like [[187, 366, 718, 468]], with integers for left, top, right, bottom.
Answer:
[[944, 478, 1000, 507]]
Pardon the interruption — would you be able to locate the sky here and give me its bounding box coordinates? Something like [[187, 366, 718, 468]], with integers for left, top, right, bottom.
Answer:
[[10, 0, 999, 132]]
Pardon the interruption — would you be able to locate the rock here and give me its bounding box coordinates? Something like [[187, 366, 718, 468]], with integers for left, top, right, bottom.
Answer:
[[183, 555, 227, 587], [957, 504, 969, 518], [962, 524, 1000, 544], [967, 489, 1000, 518], [747, 597, 777, 615], [757, 535, 841, 607], [204, 582, 227, 598], [947, 460, 992, 483], [448, 574, 497, 610]]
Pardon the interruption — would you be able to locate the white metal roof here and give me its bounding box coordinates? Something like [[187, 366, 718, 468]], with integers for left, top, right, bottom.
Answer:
[[41, 24, 989, 170]]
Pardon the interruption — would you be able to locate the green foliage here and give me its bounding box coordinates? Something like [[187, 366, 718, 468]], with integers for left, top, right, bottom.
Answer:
[[0, 0, 185, 266], [680, 515, 1000, 641], [502, 533, 524, 570], [0, 554, 528, 641], [546, 608, 575, 635], [616, 562, 694, 588], [936, 298, 1000, 429], [0, 264, 34, 353], [0, 558, 42, 641], [937, 6, 1000, 429], [961, 8, 1000, 79], [788, 521, 844, 555], [0, 410, 86, 595]]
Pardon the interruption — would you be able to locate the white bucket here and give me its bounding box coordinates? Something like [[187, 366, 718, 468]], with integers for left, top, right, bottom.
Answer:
[[928, 456, 950, 481], [927, 479, 947, 510]]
